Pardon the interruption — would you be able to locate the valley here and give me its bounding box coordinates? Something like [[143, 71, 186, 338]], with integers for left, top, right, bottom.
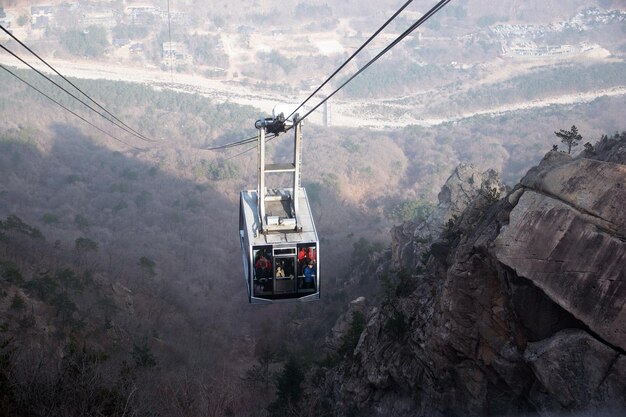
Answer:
[[0, 1, 625, 416]]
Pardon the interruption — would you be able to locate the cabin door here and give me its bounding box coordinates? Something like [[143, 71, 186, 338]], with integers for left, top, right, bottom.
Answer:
[[273, 247, 297, 294]]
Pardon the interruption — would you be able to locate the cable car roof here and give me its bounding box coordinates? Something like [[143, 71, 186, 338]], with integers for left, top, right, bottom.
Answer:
[[240, 188, 318, 246]]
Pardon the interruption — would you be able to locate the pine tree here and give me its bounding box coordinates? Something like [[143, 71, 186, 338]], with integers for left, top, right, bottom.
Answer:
[[268, 356, 304, 415], [554, 125, 583, 154]]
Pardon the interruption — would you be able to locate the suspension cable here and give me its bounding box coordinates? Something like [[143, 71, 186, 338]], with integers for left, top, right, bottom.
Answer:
[[1, 64, 141, 150], [204, 134, 258, 151], [286, 0, 415, 122], [200, 0, 450, 161], [0, 44, 155, 144], [300, 0, 451, 122], [0, 24, 155, 142], [211, 0, 433, 157]]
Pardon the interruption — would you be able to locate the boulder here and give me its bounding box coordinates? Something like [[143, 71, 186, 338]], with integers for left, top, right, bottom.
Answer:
[[325, 296, 369, 353], [525, 329, 625, 410], [496, 148, 626, 351]]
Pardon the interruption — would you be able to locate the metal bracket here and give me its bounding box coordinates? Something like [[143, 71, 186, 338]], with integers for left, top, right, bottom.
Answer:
[[256, 113, 302, 233]]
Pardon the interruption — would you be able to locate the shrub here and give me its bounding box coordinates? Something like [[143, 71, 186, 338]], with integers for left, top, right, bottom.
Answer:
[[380, 269, 417, 300], [196, 159, 239, 180], [132, 342, 157, 368], [75, 237, 98, 252], [321, 172, 339, 191], [74, 214, 89, 230], [10, 294, 26, 311], [337, 311, 366, 358], [0, 261, 23, 284], [384, 310, 408, 339], [388, 199, 435, 222], [23, 275, 58, 301], [65, 174, 81, 184], [139, 257, 156, 277], [41, 213, 59, 225], [0, 215, 43, 239], [61, 26, 109, 57], [352, 237, 384, 264], [341, 138, 360, 153]]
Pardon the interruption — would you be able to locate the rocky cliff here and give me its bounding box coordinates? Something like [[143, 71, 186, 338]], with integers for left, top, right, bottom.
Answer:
[[312, 134, 626, 417]]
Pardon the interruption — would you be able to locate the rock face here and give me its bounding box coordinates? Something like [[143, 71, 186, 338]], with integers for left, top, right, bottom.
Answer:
[[496, 164, 626, 350], [524, 329, 625, 412], [314, 135, 626, 417], [392, 163, 506, 270]]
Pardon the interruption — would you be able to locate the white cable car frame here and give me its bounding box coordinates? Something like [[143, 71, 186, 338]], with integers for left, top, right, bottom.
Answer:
[[239, 112, 320, 304]]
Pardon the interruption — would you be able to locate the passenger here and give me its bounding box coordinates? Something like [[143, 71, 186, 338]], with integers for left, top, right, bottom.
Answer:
[[255, 253, 271, 279], [298, 247, 310, 276], [303, 261, 316, 289], [276, 261, 285, 278], [307, 247, 316, 262], [283, 259, 294, 278]]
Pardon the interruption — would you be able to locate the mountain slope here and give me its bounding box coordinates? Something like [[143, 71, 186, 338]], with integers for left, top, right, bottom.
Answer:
[[310, 133, 626, 417]]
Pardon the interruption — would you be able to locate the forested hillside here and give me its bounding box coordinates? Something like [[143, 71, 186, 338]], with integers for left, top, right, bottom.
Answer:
[[1, 64, 624, 415], [0, 0, 625, 413]]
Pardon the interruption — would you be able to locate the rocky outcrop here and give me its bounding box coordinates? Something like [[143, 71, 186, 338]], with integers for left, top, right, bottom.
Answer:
[[314, 135, 626, 417], [525, 329, 625, 412], [325, 296, 369, 352], [496, 151, 626, 351], [392, 163, 506, 270]]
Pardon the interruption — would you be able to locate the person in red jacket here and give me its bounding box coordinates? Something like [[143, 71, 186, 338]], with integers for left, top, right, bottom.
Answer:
[[255, 252, 271, 279]]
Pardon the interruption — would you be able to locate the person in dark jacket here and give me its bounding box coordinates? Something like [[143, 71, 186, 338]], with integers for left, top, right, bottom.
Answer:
[[303, 261, 316, 289]]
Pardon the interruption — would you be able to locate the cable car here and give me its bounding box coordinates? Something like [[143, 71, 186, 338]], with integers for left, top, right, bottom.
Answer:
[[239, 108, 320, 304]]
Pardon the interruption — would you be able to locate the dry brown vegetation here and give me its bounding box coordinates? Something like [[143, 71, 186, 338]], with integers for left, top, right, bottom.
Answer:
[[0, 0, 625, 414], [1, 66, 624, 415]]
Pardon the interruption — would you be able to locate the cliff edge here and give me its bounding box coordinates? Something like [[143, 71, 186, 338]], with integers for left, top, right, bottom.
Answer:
[[311, 134, 626, 417]]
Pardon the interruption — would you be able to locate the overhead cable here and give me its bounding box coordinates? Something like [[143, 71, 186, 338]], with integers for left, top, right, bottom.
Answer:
[[0, 43, 153, 144], [0, 64, 141, 150], [205, 0, 450, 160], [204, 134, 258, 151], [300, 0, 451, 122], [0, 24, 155, 142], [213, 0, 450, 160], [224, 143, 258, 161], [286, 0, 415, 122], [210, 0, 421, 155]]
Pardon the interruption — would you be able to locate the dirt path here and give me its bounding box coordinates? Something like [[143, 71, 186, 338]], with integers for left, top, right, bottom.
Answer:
[[1, 54, 624, 130]]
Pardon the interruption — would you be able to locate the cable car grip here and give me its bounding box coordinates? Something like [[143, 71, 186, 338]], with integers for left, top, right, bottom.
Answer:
[[255, 114, 287, 135]]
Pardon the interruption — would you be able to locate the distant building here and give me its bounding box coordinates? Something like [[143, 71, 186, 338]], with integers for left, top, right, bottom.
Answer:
[[125, 4, 159, 15], [113, 38, 130, 47], [83, 11, 117, 29], [130, 43, 144, 53], [162, 42, 188, 61], [31, 3, 55, 28], [163, 10, 188, 24], [205, 67, 226, 78], [0, 13, 10, 28], [503, 39, 578, 57], [237, 25, 254, 35], [32, 15, 49, 29], [125, 4, 160, 24], [31, 4, 55, 16]]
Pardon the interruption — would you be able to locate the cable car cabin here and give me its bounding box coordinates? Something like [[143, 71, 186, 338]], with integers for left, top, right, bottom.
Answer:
[[239, 188, 319, 303], [239, 110, 320, 303]]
